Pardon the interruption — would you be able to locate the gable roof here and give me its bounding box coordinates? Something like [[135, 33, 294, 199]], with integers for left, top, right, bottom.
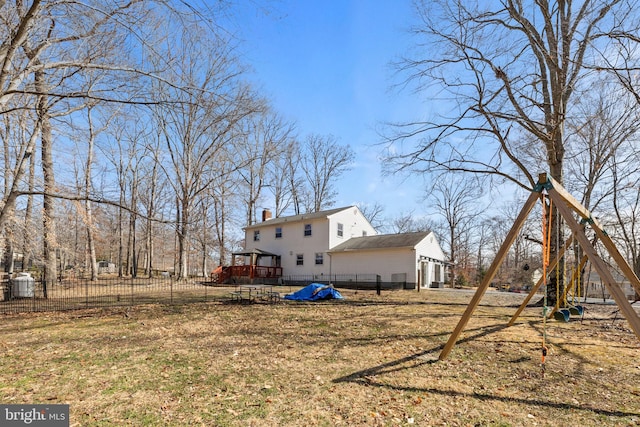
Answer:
[[244, 206, 355, 230], [328, 231, 431, 252]]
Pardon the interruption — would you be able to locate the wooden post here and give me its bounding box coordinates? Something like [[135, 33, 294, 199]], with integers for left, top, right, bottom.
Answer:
[[545, 173, 640, 296], [439, 191, 540, 360], [441, 172, 640, 361], [548, 189, 640, 339], [594, 229, 640, 297]]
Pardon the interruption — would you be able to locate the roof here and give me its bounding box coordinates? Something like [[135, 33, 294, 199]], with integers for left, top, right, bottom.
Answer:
[[232, 248, 278, 257], [329, 231, 432, 252], [244, 206, 355, 230]]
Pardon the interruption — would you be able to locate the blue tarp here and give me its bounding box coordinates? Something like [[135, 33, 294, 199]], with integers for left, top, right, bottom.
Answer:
[[284, 283, 344, 301]]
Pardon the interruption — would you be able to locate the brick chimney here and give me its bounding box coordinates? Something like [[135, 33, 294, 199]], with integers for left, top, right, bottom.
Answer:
[[262, 209, 272, 222]]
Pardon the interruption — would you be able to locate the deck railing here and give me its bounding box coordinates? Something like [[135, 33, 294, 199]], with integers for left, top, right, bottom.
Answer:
[[213, 265, 283, 284]]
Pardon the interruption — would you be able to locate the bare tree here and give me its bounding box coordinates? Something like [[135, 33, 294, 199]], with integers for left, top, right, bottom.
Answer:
[[428, 174, 483, 287], [154, 24, 257, 279], [1, 106, 37, 274], [268, 138, 300, 217], [388, 0, 640, 304], [565, 77, 640, 211], [137, 129, 168, 277], [236, 110, 293, 225], [209, 154, 241, 267], [607, 143, 640, 283], [300, 134, 354, 213], [358, 202, 385, 232]]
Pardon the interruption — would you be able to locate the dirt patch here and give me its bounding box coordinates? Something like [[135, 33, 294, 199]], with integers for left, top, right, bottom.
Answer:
[[1, 288, 639, 426]]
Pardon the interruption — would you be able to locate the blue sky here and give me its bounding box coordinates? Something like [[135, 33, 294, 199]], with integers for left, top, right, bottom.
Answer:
[[232, 1, 429, 220]]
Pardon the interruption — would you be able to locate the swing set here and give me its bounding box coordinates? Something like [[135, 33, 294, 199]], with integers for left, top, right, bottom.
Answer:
[[439, 173, 640, 361]]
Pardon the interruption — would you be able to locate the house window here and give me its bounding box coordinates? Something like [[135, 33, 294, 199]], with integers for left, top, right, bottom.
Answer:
[[362, 230, 367, 237], [337, 223, 343, 237], [253, 230, 260, 241], [315, 253, 324, 265], [304, 224, 312, 237], [296, 254, 304, 266], [275, 227, 282, 239]]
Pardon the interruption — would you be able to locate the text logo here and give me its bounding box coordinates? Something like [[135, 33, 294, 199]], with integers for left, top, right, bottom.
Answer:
[[0, 405, 69, 426]]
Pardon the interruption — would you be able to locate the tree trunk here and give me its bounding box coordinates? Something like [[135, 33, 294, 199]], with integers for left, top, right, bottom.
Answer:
[[146, 216, 153, 278], [201, 203, 208, 277], [86, 108, 98, 281], [129, 193, 137, 278], [118, 188, 124, 277], [177, 198, 189, 279], [23, 152, 36, 270], [449, 227, 456, 288], [547, 151, 565, 308], [36, 70, 56, 296]]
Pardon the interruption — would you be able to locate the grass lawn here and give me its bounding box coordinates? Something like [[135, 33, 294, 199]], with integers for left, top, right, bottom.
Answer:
[[1, 288, 639, 426]]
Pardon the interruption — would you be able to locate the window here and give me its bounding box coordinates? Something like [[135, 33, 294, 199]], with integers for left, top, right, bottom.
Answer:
[[362, 230, 367, 237], [296, 254, 304, 266], [315, 253, 324, 265], [304, 224, 312, 236], [253, 230, 260, 241], [275, 227, 282, 239], [337, 223, 343, 237]]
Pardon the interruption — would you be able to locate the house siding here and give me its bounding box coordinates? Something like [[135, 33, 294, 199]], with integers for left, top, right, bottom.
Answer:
[[242, 207, 445, 287], [329, 247, 417, 284], [413, 232, 446, 261], [326, 207, 376, 249], [243, 207, 375, 277]]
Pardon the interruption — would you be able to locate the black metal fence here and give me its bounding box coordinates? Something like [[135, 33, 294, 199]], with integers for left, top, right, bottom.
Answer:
[[0, 272, 415, 315], [0, 275, 230, 315], [283, 274, 415, 291]]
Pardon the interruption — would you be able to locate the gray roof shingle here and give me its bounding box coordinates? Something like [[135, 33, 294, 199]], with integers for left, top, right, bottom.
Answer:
[[244, 206, 355, 229], [329, 231, 431, 252]]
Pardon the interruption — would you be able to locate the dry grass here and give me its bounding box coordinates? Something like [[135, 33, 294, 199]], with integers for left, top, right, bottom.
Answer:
[[1, 288, 639, 426]]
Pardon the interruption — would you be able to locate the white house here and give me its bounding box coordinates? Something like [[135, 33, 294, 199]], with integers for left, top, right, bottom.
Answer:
[[328, 231, 447, 288], [242, 206, 447, 289]]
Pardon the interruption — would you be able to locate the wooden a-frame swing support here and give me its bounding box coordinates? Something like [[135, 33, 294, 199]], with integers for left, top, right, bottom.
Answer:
[[439, 173, 640, 360]]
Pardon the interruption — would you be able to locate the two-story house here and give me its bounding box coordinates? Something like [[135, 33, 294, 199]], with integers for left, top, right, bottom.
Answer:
[[241, 206, 447, 289]]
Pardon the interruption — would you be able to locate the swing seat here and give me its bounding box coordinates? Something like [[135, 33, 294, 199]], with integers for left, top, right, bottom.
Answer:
[[553, 309, 571, 322], [568, 305, 584, 316]]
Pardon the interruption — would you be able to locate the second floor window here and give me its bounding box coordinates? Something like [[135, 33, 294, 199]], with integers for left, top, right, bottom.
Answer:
[[253, 230, 260, 241], [304, 224, 312, 237], [337, 223, 344, 237], [275, 227, 282, 239]]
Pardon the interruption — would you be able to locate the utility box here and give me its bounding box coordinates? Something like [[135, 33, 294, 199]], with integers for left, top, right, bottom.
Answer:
[[12, 272, 35, 298]]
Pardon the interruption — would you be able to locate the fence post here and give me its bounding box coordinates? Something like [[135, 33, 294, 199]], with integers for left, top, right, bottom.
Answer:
[[376, 275, 381, 296]]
